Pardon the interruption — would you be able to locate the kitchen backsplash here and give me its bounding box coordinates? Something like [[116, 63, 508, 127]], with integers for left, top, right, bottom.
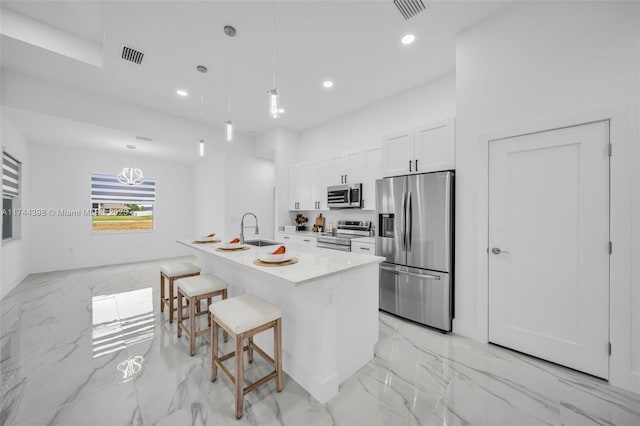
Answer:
[[285, 209, 376, 234]]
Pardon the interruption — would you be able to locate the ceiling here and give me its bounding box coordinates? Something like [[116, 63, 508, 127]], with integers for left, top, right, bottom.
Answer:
[[0, 1, 507, 159]]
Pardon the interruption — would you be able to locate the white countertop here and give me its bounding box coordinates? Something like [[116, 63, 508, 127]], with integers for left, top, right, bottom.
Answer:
[[178, 239, 384, 286]]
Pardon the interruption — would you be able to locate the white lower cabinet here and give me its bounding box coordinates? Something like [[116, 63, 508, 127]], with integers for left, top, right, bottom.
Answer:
[[351, 241, 375, 254], [276, 232, 317, 246]]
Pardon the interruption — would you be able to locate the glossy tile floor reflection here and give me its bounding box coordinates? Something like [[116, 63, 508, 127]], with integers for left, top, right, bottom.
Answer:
[[2, 257, 639, 426]]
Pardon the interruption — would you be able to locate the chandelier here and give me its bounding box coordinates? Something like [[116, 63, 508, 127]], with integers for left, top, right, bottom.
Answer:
[[117, 145, 144, 185]]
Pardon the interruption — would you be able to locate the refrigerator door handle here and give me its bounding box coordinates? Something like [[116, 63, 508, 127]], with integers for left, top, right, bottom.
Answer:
[[401, 191, 407, 250], [408, 191, 413, 251], [379, 265, 441, 280]]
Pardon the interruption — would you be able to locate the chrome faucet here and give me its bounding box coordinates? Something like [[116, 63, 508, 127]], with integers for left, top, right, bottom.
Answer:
[[240, 212, 259, 244]]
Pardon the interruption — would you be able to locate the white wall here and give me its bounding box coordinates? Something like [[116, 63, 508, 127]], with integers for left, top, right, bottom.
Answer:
[[225, 136, 275, 240], [27, 143, 194, 273], [264, 128, 300, 229], [1, 115, 30, 299], [455, 1, 639, 393], [193, 133, 276, 242]]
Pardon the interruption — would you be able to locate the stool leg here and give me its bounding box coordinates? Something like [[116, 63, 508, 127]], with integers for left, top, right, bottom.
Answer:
[[168, 277, 175, 324], [235, 332, 244, 419], [222, 289, 228, 343], [177, 290, 183, 337], [189, 295, 197, 356], [247, 337, 254, 363], [160, 273, 165, 313], [211, 315, 218, 382], [275, 318, 283, 392]]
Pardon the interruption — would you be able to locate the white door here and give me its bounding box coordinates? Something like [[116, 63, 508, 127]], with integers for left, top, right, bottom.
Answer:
[[414, 118, 455, 173], [488, 120, 610, 379], [381, 129, 414, 177]]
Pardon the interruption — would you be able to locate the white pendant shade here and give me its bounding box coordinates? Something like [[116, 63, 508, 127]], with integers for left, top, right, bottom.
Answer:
[[225, 120, 233, 143], [268, 89, 280, 119]]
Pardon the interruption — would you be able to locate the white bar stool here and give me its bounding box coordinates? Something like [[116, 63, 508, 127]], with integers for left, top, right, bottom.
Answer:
[[159, 262, 200, 323], [176, 274, 228, 355], [209, 294, 283, 419]]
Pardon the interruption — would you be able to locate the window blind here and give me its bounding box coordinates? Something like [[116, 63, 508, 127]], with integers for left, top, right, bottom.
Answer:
[[90, 173, 156, 202], [2, 152, 20, 198]]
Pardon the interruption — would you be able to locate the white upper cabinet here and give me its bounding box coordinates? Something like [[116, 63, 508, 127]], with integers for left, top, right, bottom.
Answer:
[[329, 155, 348, 185], [382, 118, 455, 177], [288, 163, 301, 210], [382, 128, 415, 177], [310, 159, 329, 210], [289, 162, 312, 210], [345, 151, 365, 184], [288, 145, 382, 211], [362, 146, 382, 210], [414, 118, 455, 173]]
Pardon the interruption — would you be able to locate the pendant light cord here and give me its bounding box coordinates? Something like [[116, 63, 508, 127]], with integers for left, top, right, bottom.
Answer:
[[272, 1, 276, 88], [228, 36, 232, 114]]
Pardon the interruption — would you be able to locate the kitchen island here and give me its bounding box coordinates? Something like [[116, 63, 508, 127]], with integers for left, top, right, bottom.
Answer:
[[177, 239, 384, 403]]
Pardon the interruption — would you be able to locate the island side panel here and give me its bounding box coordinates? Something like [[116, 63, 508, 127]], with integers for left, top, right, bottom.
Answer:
[[335, 263, 379, 384]]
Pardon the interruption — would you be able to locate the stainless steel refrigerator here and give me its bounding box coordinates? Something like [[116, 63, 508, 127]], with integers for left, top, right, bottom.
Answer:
[[375, 171, 454, 331]]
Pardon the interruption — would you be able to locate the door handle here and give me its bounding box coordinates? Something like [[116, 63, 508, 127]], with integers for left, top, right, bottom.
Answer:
[[408, 192, 412, 251], [401, 192, 407, 250], [409, 160, 412, 172], [379, 265, 441, 280], [491, 247, 510, 255]]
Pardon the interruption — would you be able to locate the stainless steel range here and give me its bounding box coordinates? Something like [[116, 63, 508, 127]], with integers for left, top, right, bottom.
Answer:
[[316, 220, 371, 252]]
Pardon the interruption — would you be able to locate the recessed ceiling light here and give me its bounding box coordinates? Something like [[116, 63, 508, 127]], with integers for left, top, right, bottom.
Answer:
[[401, 34, 415, 45], [176, 90, 188, 96], [322, 80, 334, 88]]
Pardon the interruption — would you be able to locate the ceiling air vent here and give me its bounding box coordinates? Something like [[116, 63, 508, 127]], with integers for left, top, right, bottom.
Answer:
[[121, 45, 144, 65], [394, 0, 426, 20]]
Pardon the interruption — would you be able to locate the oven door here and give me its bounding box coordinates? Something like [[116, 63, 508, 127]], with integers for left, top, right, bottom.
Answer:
[[316, 241, 351, 252]]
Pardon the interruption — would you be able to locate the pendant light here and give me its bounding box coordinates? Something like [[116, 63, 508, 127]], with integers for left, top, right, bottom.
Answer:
[[117, 145, 144, 185], [224, 25, 236, 143], [268, 1, 280, 119], [199, 139, 204, 157]]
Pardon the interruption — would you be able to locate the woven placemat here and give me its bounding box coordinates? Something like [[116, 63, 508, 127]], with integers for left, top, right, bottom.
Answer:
[[192, 239, 221, 244], [253, 257, 299, 267], [215, 246, 250, 252]]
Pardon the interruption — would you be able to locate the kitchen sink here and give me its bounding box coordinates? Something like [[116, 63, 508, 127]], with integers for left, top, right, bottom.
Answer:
[[244, 239, 281, 247]]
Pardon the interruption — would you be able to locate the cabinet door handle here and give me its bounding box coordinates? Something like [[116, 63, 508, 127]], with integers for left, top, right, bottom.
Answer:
[[345, 174, 347, 183], [409, 160, 412, 172], [283, 236, 290, 240], [415, 159, 418, 171], [360, 247, 370, 251], [303, 239, 310, 242]]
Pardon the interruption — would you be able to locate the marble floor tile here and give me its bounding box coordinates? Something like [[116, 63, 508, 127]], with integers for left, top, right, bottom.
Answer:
[[2, 257, 639, 426]]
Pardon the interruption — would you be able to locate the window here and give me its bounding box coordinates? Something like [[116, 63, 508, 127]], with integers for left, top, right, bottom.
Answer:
[[2, 151, 21, 241], [90, 173, 156, 232]]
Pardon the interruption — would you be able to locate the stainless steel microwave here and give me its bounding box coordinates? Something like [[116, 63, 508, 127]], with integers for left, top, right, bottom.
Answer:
[[327, 183, 362, 209]]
